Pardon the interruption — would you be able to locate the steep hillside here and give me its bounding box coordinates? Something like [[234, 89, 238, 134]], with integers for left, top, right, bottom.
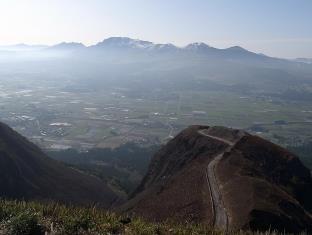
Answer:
[[122, 126, 312, 233], [0, 122, 117, 207]]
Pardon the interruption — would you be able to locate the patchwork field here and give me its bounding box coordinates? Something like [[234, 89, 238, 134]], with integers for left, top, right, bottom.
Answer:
[[0, 75, 311, 151]]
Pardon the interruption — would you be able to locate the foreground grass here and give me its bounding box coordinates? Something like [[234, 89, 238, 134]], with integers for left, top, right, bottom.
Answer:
[[0, 199, 300, 235]]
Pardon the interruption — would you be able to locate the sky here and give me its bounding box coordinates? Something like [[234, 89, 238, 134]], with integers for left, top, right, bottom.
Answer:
[[0, 0, 311, 58]]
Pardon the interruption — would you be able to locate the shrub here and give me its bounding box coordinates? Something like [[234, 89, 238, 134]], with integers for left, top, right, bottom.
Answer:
[[62, 213, 96, 234], [6, 210, 43, 235]]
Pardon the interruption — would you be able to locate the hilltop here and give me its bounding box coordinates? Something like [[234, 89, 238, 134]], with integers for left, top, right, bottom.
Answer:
[[122, 126, 312, 233]]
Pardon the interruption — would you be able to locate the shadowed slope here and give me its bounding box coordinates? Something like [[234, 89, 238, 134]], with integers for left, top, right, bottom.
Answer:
[[0, 122, 117, 207], [217, 135, 312, 232]]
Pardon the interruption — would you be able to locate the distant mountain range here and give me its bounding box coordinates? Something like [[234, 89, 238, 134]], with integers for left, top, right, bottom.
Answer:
[[0, 37, 311, 102], [1, 37, 303, 69], [0, 37, 274, 59], [121, 126, 312, 233]]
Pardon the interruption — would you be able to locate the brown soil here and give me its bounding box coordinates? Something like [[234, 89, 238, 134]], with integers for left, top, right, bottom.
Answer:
[[121, 125, 312, 233]]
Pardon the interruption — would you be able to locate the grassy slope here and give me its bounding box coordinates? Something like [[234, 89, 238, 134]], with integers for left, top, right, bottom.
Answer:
[[0, 199, 298, 235]]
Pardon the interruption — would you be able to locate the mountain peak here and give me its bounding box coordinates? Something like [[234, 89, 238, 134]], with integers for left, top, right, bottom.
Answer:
[[185, 42, 211, 50], [49, 42, 86, 50], [225, 45, 249, 52], [97, 37, 154, 49]]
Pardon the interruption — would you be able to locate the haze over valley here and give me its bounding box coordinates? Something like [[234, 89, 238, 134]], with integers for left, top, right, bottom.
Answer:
[[1, 37, 312, 155]]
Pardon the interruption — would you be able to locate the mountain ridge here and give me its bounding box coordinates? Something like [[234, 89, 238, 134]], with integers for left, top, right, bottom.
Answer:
[[2, 37, 307, 67], [47, 42, 86, 51], [121, 125, 312, 233], [0, 37, 273, 59]]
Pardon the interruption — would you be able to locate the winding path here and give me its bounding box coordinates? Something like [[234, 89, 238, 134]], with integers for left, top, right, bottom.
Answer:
[[198, 130, 235, 231]]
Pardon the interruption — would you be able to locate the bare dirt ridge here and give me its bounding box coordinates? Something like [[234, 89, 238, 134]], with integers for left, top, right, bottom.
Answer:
[[198, 128, 242, 231], [122, 125, 312, 233]]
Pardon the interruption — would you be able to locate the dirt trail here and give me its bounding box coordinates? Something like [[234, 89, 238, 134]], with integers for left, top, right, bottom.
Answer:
[[199, 129, 235, 231]]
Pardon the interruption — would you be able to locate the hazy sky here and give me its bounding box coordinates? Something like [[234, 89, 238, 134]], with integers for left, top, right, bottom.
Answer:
[[0, 0, 311, 58]]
